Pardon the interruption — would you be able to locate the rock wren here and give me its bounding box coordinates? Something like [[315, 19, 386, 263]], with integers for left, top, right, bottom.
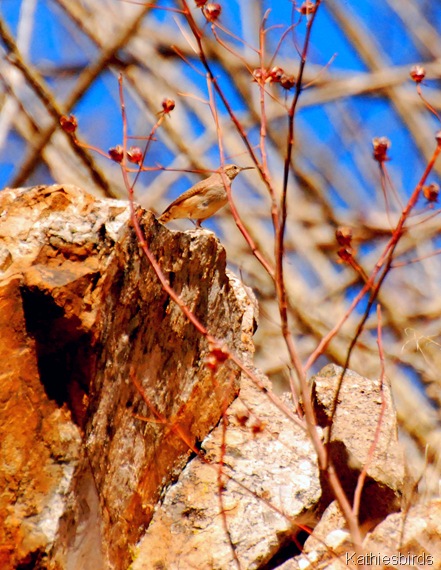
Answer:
[[158, 164, 253, 227]]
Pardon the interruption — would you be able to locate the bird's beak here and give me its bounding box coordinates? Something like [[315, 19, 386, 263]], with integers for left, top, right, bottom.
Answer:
[[240, 166, 254, 171]]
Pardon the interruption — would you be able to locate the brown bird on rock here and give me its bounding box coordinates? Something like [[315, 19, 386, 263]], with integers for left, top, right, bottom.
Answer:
[[158, 164, 253, 227]]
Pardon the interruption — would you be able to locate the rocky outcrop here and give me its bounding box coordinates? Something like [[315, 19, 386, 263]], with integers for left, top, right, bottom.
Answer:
[[281, 498, 441, 569], [132, 371, 321, 570], [0, 184, 256, 569], [312, 364, 406, 525], [1, 185, 428, 570]]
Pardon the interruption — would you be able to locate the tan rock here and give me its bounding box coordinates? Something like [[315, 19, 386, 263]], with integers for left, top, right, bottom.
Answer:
[[363, 499, 441, 569], [284, 499, 441, 569], [312, 364, 406, 526], [0, 275, 84, 569], [132, 371, 321, 570], [0, 184, 256, 569]]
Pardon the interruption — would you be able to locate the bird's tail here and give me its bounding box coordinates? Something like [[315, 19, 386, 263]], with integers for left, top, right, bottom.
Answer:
[[157, 207, 174, 224]]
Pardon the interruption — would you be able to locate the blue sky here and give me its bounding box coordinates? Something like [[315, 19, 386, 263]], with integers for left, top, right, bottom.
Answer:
[[1, 1, 439, 193]]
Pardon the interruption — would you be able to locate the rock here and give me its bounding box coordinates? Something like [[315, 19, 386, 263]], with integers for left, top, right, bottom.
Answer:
[[0, 275, 85, 569], [261, 365, 413, 569], [363, 499, 441, 567], [0, 185, 416, 570], [286, 499, 441, 569], [0, 184, 256, 569], [289, 501, 351, 570], [312, 364, 406, 526], [132, 370, 321, 570]]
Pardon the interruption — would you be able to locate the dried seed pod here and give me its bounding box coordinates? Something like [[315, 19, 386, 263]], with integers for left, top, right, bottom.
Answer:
[[268, 66, 284, 83], [423, 183, 440, 203], [337, 247, 354, 263], [251, 419, 265, 436], [235, 409, 250, 426], [372, 137, 391, 162], [336, 226, 353, 248], [205, 340, 229, 370], [162, 98, 175, 113], [108, 145, 124, 163], [204, 353, 219, 371], [60, 114, 78, 134], [409, 65, 426, 83], [298, 1, 317, 15], [280, 73, 296, 90], [252, 68, 266, 83], [203, 3, 221, 22], [127, 146, 143, 165]]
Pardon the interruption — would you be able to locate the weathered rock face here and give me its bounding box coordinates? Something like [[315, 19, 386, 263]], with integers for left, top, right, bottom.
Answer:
[[312, 364, 406, 525], [363, 499, 441, 566], [0, 184, 256, 569], [1, 185, 420, 570], [132, 372, 321, 570], [283, 499, 441, 569], [0, 276, 85, 570]]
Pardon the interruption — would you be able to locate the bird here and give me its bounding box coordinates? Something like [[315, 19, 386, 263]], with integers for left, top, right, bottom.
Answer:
[[158, 164, 253, 227]]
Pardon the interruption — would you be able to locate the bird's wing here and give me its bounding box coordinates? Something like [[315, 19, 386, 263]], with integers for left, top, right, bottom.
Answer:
[[160, 175, 220, 215]]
